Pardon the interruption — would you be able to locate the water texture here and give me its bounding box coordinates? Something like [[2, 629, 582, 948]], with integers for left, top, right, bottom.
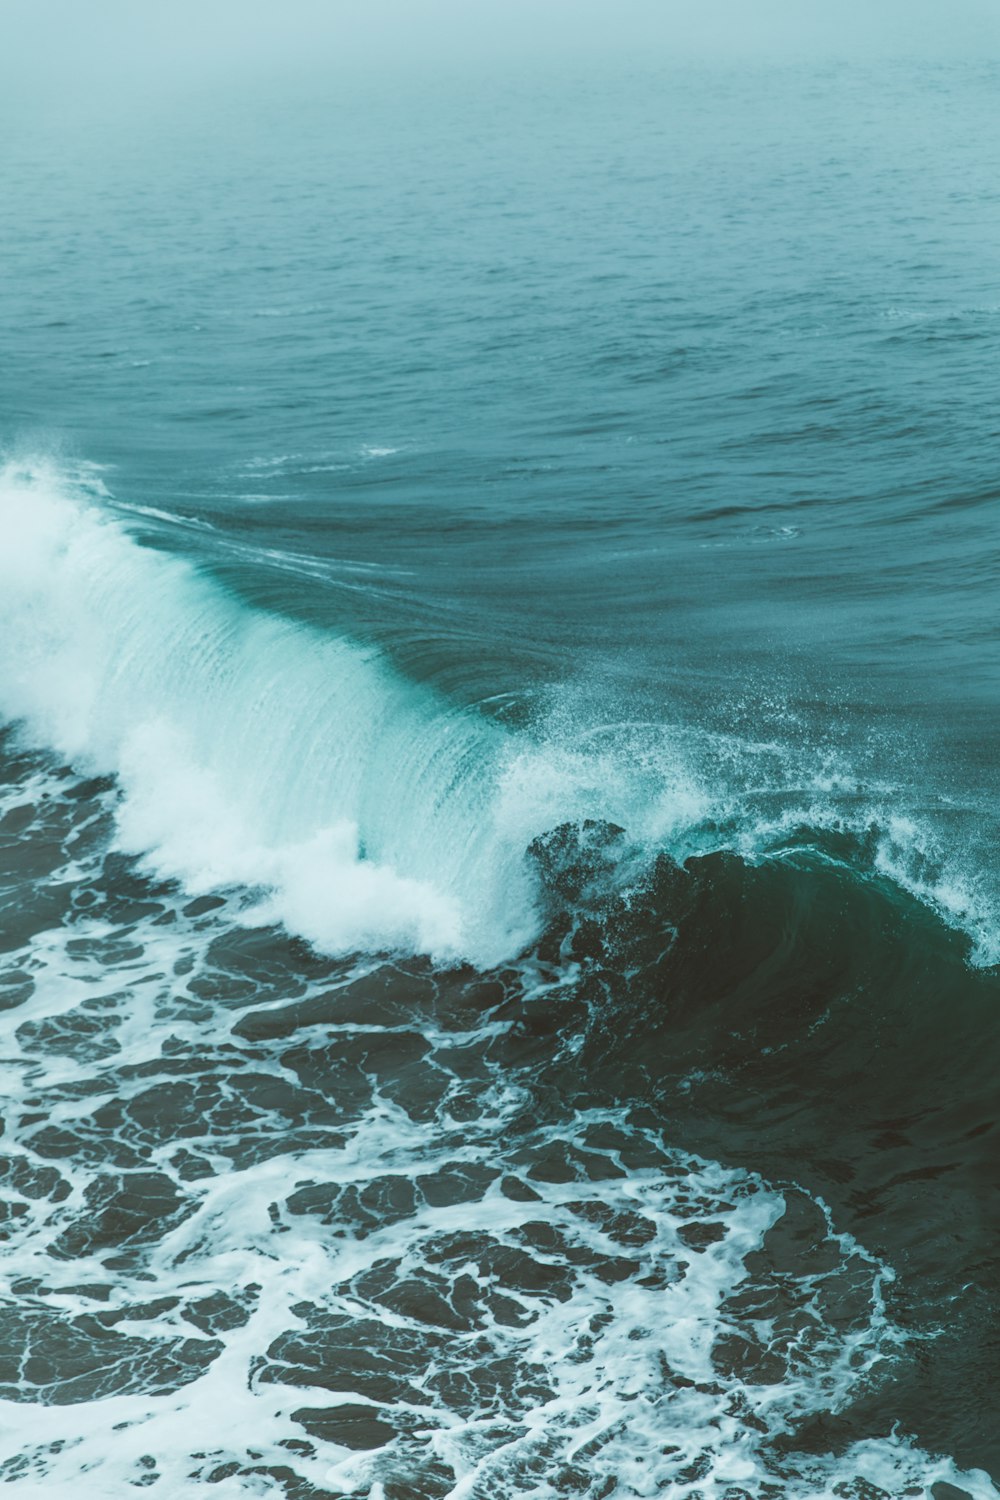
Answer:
[[2, 49, 1000, 1500]]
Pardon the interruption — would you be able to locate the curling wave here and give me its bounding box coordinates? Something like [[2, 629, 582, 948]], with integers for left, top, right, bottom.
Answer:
[[0, 460, 541, 965], [0, 459, 996, 971]]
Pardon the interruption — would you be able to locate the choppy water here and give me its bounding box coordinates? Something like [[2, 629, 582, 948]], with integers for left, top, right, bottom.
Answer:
[[3, 52, 1000, 1499]]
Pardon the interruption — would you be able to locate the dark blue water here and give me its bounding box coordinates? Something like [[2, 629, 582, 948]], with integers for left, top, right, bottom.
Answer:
[[2, 54, 1000, 1498]]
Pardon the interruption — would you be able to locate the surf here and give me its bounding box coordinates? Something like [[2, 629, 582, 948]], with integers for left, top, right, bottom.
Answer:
[[0, 459, 543, 965], [1, 458, 996, 973]]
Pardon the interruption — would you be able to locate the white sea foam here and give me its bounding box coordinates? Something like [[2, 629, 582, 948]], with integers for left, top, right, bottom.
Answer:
[[0, 867, 992, 1499], [0, 460, 537, 965]]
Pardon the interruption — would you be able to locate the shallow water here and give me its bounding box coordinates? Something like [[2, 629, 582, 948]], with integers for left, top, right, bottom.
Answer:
[[2, 52, 1000, 1499]]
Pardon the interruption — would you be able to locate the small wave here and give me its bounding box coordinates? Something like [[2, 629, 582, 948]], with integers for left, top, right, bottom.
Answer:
[[240, 453, 302, 473]]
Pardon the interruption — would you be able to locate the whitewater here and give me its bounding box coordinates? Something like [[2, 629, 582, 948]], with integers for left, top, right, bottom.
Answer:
[[2, 461, 996, 973]]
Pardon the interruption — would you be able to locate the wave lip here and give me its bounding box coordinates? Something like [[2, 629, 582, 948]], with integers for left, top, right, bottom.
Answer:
[[0, 460, 540, 967]]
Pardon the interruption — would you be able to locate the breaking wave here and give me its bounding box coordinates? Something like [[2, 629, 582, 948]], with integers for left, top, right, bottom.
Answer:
[[0, 459, 995, 973]]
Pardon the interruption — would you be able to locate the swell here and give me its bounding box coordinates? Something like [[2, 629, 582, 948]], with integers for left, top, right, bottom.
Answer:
[[0, 458, 997, 974]]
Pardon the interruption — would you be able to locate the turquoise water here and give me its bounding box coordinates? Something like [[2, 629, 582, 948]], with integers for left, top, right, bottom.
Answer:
[[2, 50, 1000, 1498]]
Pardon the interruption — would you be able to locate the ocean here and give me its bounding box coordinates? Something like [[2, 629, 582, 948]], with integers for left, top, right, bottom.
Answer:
[[2, 48, 1000, 1499]]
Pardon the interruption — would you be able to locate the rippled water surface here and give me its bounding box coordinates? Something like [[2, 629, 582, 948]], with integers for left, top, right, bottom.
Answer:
[[2, 49, 1000, 1499]]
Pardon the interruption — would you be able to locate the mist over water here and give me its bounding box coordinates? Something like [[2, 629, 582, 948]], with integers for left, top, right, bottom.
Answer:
[[3, 6, 1000, 1497]]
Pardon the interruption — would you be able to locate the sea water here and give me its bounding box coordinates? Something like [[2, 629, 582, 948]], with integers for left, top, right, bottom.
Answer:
[[2, 50, 1000, 1499]]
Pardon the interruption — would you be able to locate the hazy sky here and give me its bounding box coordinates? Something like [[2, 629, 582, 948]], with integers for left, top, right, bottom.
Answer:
[[4, 0, 1000, 100]]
